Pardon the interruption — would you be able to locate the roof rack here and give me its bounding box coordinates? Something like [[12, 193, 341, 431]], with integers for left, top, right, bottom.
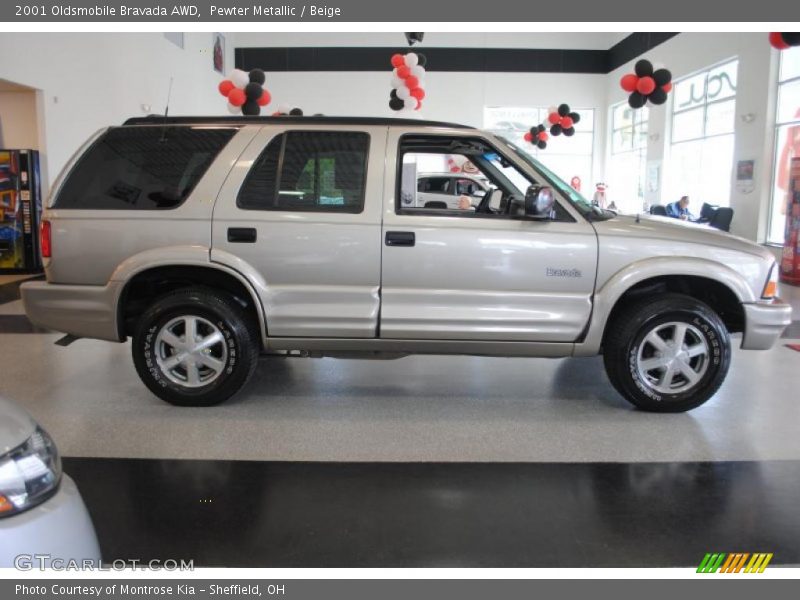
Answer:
[[122, 115, 475, 129]]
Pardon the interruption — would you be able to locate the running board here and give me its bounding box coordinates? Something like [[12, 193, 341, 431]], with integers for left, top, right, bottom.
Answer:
[[55, 334, 82, 347]]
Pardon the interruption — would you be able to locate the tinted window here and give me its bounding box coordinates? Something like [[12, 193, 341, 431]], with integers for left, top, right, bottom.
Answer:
[[418, 176, 451, 193], [238, 131, 369, 213], [55, 126, 238, 209]]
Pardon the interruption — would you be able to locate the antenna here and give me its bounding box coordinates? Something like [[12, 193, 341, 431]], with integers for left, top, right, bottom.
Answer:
[[159, 76, 174, 142]]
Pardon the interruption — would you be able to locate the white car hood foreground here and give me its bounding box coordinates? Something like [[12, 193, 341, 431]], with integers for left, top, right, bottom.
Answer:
[[0, 397, 37, 455]]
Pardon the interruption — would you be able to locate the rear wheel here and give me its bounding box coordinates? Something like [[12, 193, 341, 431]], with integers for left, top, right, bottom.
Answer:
[[132, 288, 260, 406], [603, 293, 731, 412]]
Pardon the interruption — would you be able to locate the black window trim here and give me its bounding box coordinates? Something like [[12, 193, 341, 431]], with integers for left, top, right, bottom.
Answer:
[[236, 129, 371, 214]]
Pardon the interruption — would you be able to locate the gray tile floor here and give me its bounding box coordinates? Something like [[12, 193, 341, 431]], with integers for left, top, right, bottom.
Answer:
[[0, 283, 797, 464]]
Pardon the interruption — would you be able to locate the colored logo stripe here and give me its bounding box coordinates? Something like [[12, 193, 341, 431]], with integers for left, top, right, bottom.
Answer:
[[697, 553, 773, 573]]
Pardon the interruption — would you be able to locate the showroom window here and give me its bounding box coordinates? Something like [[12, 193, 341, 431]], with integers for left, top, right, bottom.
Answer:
[[767, 46, 800, 245], [238, 131, 369, 213], [608, 103, 649, 214], [667, 59, 738, 208], [484, 106, 595, 192]]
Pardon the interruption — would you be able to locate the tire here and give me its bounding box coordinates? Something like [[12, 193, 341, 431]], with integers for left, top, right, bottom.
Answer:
[[602, 293, 731, 412], [132, 288, 260, 407]]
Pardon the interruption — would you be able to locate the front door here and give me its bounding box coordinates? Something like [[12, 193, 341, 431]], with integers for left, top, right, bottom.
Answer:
[[379, 131, 598, 342]]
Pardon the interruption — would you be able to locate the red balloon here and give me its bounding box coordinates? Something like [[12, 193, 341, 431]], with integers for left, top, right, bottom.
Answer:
[[450, 166, 459, 173], [662, 81, 673, 93], [524, 132, 533, 142], [391, 53, 406, 67], [257, 90, 271, 106], [538, 131, 549, 142], [548, 112, 560, 125], [227, 88, 246, 107], [405, 75, 419, 89], [218, 80, 235, 97], [410, 87, 425, 100], [397, 65, 411, 78], [620, 73, 639, 92], [560, 116, 574, 129], [636, 76, 656, 95], [769, 32, 790, 50]]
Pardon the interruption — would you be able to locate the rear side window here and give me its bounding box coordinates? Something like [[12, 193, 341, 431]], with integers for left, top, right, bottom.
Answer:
[[54, 126, 238, 209], [238, 131, 369, 213]]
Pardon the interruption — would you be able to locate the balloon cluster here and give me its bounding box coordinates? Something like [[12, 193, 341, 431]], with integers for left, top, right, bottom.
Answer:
[[770, 32, 800, 50], [524, 124, 549, 149], [389, 52, 427, 112], [620, 60, 672, 109], [546, 104, 581, 137], [271, 104, 304, 116], [218, 68, 271, 116], [446, 156, 460, 173]]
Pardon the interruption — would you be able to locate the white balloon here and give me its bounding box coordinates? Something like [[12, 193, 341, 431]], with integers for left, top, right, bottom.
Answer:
[[229, 69, 249, 89], [277, 103, 291, 114], [391, 76, 404, 89], [410, 65, 426, 78], [397, 86, 411, 100], [404, 52, 418, 67], [227, 103, 240, 115], [547, 105, 557, 115]]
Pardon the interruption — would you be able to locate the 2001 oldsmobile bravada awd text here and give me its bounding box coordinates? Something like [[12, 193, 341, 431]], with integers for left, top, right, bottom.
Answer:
[[22, 116, 792, 411]]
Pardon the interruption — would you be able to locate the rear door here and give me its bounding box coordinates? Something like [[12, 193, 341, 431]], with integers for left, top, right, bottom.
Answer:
[[212, 125, 387, 338]]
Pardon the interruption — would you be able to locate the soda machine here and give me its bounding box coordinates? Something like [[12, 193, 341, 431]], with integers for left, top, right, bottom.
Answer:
[[0, 149, 43, 273]]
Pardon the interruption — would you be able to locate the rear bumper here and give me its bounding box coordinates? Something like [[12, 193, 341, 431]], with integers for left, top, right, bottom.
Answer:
[[20, 281, 122, 342], [741, 298, 793, 350]]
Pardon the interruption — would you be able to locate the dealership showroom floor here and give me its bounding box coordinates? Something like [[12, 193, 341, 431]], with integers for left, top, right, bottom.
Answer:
[[3, 31, 800, 570]]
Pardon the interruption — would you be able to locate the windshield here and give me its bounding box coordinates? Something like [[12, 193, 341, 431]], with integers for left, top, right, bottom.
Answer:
[[494, 135, 610, 220]]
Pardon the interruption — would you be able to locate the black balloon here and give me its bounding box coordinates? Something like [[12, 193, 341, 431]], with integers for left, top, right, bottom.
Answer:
[[628, 91, 647, 109], [290, 108, 304, 116], [634, 59, 653, 77], [649, 88, 668, 105], [390, 89, 399, 100], [563, 127, 575, 137], [550, 124, 563, 136], [389, 97, 404, 111], [569, 112, 581, 124], [417, 53, 427, 67], [558, 103, 570, 117], [653, 68, 672, 87], [242, 99, 260, 116], [537, 140, 547, 150], [249, 69, 266, 85], [245, 82, 263, 100]]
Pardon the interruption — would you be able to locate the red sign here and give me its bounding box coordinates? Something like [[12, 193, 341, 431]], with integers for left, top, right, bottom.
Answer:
[[780, 157, 800, 285]]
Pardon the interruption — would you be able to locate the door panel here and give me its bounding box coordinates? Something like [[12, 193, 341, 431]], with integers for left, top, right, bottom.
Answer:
[[212, 125, 387, 338]]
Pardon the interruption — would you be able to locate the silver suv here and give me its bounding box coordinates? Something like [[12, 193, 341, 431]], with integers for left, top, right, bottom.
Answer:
[[22, 116, 792, 412]]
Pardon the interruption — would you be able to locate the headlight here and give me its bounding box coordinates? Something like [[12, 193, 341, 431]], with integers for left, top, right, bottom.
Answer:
[[0, 427, 61, 517], [762, 263, 779, 300]]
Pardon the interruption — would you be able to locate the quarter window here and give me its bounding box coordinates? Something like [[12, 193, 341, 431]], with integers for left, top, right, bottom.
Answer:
[[238, 131, 369, 213]]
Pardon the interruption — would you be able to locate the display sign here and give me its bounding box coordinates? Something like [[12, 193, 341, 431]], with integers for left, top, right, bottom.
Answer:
[[780, 157, 800, 285]]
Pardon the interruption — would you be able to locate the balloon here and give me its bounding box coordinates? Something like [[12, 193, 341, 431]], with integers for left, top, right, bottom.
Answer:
[[628, 91, 646, 109], [397, 86, 411, 100], [389, 97, 404, 111], [410, 65, 426, 78], [245, 82, 263, 100], [550, 124, 563, 136], [241, 99, 260, 116], [636, 76, 656, 95], [289, 108, 303, 116], [405, 75, 419, 89], [277, 103, 291, 114], [563, 127, 575, 137], [538, 141, 547, 150], [547, 105, 557, 115], [569, 112, 581, 124], [648, 88, 668, 105], [417, 53, 427, 67], [218, 80, 235, 96], [257, 90, 271, 106], [634, 59, 653, 77], [558, 103, 570, 117], [652, 68, 672, 87], [538, 131, 549, 142], [391, 53, 405, 67], [620, 74, 639, 92], [390, 89, 399, 99], [397, 65, 411, 78], [410, 87, 425, 100], [561, 116, 574, 129], [227, 88, 246, 107], [769, 32, 790, 50], [404, 53, 419, 67], [391, 75, 404, 88], [662, 82, 673, 93], [785, 33, 800, 46], [524, 132, 533, 142], [226, 102, 240, 115], [548, 112, 560, 125], [229, 69, 249, 89], [248, 69, 266, 85]]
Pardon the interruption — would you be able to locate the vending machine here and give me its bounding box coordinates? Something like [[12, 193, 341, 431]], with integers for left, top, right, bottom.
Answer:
[[0, 149, 43, 273]]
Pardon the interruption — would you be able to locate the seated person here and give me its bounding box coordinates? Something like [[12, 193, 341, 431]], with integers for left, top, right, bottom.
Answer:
[[666, 196, 695, 221]]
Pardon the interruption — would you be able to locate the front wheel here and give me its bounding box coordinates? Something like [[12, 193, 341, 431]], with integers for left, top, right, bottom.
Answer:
[[603, 293, 731, 412], [132, 288, 260, 407]]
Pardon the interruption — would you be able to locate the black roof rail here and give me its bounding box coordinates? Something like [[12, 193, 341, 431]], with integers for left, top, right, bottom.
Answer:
[[122, 115, 475, 129]]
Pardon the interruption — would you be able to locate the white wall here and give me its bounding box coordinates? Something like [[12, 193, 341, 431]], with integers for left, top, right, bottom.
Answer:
[[606, 33, 780, 242], [0, 32, 235, 196], [0, 90, 40, 149]]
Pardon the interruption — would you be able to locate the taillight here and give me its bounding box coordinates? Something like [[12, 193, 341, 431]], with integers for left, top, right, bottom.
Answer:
[[40, 220, 51, 258]]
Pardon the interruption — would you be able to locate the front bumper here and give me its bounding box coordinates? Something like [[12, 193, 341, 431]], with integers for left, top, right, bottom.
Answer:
[[741, 298, 793, 350], [20, 281, 122, 342], [0, 474, 101, 568]]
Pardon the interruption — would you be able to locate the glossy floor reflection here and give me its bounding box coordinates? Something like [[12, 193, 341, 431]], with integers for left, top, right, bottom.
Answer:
[[63, 457, 800, 568]]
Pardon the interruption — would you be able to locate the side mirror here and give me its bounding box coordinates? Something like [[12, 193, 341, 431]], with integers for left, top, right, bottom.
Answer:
[[524, 185, 555, 219]]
